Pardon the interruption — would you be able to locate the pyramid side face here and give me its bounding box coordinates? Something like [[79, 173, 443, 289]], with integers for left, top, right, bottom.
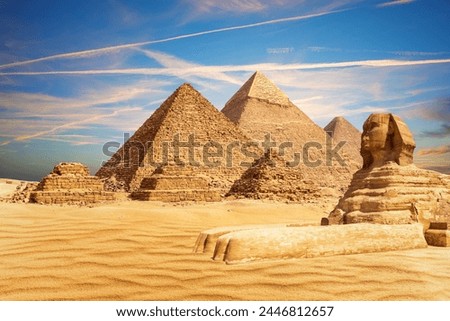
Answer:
[[231, 98, 330, 148], [97, 83, 260, 191], [324, 117, 361, 149], [324, 117, 361, 143], [247, 72, 290, 105], [149, 83, 254, 144], [96, 85, 180, 187], [324, 116, 363, 169], [222, 71, 290, 123], [222, 71, 328, 147]]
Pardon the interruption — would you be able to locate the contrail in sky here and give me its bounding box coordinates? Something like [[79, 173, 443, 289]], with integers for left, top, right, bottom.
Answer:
[[0, 107, 140, 146], [2, 58, 450, 76], [0, 10, 344, 70]]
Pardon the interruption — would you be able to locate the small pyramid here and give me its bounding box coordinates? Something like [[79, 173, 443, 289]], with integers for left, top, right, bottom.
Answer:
[[31, 162, 115, 205], [97, 83, 259, 192], [324, 116, 362, 167], [221, 71, 355, 192], [227, 150, 321, 201]]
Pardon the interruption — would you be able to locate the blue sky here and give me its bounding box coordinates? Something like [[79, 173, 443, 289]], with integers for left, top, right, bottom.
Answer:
[[0, 0, 449, 180]]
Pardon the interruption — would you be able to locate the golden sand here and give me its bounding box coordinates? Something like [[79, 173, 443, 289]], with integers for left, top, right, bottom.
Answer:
[[1, 199, 449, 301]]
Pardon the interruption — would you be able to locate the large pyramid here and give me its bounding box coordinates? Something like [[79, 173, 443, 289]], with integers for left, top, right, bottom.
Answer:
[[97, 83, 260, 192], [324, 116, 362, 169], [221, 71, 355, 192]]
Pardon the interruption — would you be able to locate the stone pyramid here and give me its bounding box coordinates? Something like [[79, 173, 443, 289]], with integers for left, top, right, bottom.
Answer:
[[324, 116, 362, 168], [96, 83, 259, 192], [222, 71, 355, 192], [131, 162, 221, 202], [31, 162, 115, 205], [227, 150, 321, 201], [222, 71, 326, 147]]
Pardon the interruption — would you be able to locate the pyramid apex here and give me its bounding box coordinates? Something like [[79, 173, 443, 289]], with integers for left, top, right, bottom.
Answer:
[[171, 83, 202, 99], [226, 71, 290, 107], [177, 82, 195, 91]]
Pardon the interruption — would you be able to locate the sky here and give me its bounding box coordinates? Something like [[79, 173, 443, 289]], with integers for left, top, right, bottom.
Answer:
[[0, 0, 449, 180]]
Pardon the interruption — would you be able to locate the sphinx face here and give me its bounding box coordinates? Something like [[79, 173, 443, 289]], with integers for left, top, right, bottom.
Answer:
[[361, 114, 390, 154]]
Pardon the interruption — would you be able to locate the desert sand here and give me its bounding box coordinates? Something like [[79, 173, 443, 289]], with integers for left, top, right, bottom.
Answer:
[[1, 192, 449, 301]]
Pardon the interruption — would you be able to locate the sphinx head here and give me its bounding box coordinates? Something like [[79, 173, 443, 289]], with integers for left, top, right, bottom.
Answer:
[[361, 113, 415, 169]]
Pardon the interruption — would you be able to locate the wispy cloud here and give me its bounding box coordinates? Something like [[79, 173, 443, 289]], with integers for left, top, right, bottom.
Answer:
[[377, 0, 415, 8], [0, 81, 164, 113], [0, 107, 142, 147], [423, 124, 450, 138], [0, 10, 344, 70], [2, 58, 450, 77], [306, 46, 450, 57], [189, 0, 267, 13], [185, 0, 359, 17], [0, 79, 170, 146], [407, 97, 450, 122], [14, 108, 140, 142], [417, 145, 450, 156], [139, 49, 242, 86]]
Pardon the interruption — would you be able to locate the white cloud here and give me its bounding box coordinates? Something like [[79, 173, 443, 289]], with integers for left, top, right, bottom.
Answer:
[[190, 0, 268, 13], [0, 79, 171, 146], [0, 10, 343, 70], [417, 145, 450, 156], [3, 58, 450, 78], [139, 49, 242, 86], [377, 0, 415, 8]]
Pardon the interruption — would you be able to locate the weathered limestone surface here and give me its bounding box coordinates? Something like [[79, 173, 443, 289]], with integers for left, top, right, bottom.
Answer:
[[193, 223, 303, 254], [31, 162, 115, 205], [131, 163, 221, 202], [227, 150, 324, 201], [327, 114, 450, 228], [212, 224, 427, 264], [328, 163, 450, 225], [221, 71, 359, 197], [8, 182, 38, 203], [324, 113, 450, 247], [324, 116, 362, 168], [97, 83, 260, 193], [425, 230, 450, 247]]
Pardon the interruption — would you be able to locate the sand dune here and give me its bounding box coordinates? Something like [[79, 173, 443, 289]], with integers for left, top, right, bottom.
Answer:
[[1, 200, 449, 300]]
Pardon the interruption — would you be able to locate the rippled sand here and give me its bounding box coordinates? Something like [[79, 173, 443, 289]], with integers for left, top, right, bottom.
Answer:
[[1, 200, 449, 300]]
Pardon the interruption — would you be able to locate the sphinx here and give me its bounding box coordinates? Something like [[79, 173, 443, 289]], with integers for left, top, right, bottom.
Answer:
[[194, 113, 450, 264], [326, 113, 449, 227]]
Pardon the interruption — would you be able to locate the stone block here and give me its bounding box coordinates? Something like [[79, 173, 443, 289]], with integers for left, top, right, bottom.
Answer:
[[212, 223, 427, 264], [424, 229, 450, 247]]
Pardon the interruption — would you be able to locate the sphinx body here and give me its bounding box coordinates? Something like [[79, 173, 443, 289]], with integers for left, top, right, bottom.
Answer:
[[327, 113, 449, 227]]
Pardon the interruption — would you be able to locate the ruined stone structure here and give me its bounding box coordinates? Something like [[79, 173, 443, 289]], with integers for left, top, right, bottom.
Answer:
[[131, 162, 221, 202], [221, 71, 357, 195], [324, 116, 362, 168], [31, 162, 115, 205], [97, 83, 260, 194], [226, 150, 322, 201], [324, 113, 450, 246]]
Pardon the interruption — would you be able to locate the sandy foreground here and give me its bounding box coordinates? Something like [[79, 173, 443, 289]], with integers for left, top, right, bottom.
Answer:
[[1, 183, 450, 300]]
